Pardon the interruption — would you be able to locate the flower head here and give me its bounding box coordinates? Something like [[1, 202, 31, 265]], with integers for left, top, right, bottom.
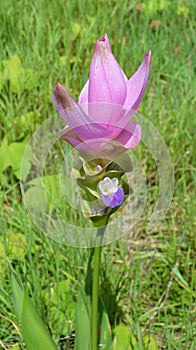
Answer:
[[52, 34, 151, 160], [52, 34, 151, 225]]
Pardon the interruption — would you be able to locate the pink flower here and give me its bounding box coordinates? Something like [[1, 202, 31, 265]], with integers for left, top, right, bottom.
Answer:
[[52, 34, 151, 160]]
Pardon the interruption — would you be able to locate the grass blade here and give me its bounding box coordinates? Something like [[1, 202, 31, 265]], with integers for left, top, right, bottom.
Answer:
[[11, 273, 57, 350]]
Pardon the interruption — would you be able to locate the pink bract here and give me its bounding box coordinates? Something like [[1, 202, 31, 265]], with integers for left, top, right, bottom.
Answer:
[[52, 34, 151, 159]]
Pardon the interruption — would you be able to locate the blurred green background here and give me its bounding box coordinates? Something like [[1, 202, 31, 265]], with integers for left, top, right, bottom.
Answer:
[[0, 0, 195, 349]]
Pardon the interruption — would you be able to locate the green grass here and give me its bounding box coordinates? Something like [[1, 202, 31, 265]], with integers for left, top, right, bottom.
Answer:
[[0, 0, 195, 349]]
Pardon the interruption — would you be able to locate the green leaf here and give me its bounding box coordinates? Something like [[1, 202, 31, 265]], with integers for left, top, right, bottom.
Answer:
[[48, 279, 76, 336], [51, 279, 76, 313], [11, 273, 57, 350], [142, 0, 171, 17], [23, 184, 49, 213], [1, 54, 24, 92], [9, 139, 32, 180], [171, 266, 189, 287], [113, 324, 139, 350], [177, 6, 190, 18], [90, 213, 109, 227], [75, 271, 112, 350], [71, 22, 81, 41], [74, 287, 91, 350], [10, 111, 36, 139], [99, 301, 112, 349], [12, 273, 24, 320], [0, 136, 32, 183], [23, 173, 76, 214], [0, 54, 40, 92], [1, 231, 27, 260], [0, 137, 9, 183], [142, 334, 159, 350], [11, 345, 20, 350]]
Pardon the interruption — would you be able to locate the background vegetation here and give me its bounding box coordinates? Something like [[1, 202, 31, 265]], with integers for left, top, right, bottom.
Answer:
[[0, 0, 195, 349]]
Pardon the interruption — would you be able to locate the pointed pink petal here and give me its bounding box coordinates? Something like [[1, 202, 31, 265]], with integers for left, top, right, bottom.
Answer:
[[52, 83, 109, 140], [61, 126, 83, 148], [60, 126, 106, 158], [61, 124, 140, 161], [87, 103, 126, 126], [88, 34, 127, 106], [78, 70, 127, 106], [61, 126, 115, 160], [114, 123, 141, 149], [78, 80, 89, 104], [52, 82, 76, 112], [124, 51, 152, 111]]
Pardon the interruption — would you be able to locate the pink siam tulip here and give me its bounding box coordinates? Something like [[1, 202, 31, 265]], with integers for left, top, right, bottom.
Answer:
[[52, 35, 152, 350], [52, 33, 151, 161], [52, 34, 151, 211]]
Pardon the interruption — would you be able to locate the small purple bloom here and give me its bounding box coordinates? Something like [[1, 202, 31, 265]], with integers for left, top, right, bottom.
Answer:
[[98, 177, 125, 208], [101, 187, 125, 208]]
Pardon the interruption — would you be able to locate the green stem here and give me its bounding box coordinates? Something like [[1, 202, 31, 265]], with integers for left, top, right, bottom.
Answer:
[[91, 227, 105, 350]]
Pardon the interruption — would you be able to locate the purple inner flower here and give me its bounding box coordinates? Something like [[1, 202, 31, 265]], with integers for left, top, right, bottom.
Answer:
[[101, 187, 125, 208], [98, 177, 125, 208]]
